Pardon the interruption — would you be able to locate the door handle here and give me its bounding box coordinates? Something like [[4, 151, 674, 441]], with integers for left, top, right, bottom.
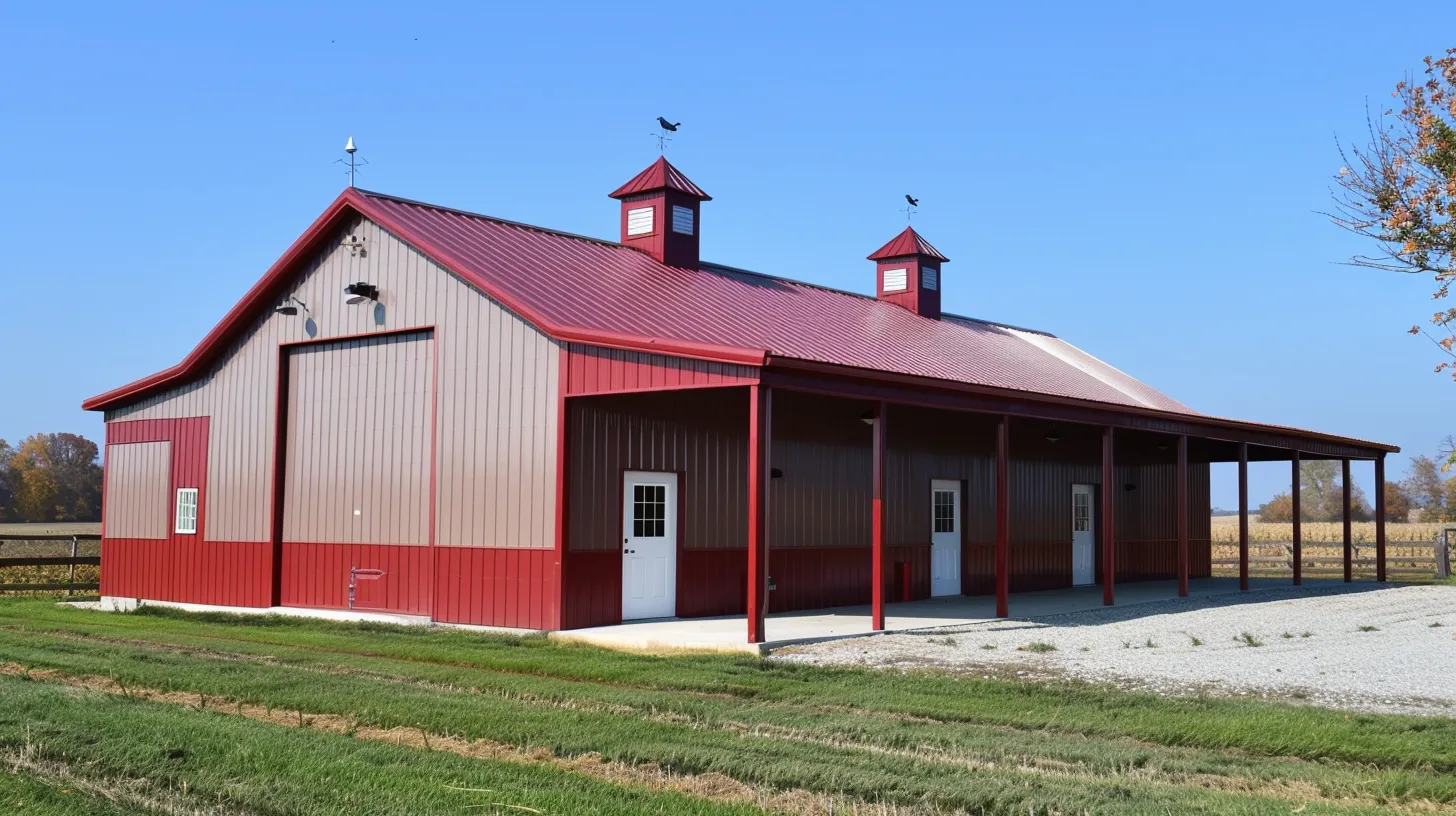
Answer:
[[624, 549, 634, 554]]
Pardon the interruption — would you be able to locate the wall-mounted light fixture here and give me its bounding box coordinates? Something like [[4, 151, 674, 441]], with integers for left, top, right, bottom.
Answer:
[[860, 409, 876, 426], [274, 295, 309, 316], [1045, 424, 1063, 444], [344, 282, 379, 305], [1123, 483, 1138, 492], [770, 468, 784, 479]]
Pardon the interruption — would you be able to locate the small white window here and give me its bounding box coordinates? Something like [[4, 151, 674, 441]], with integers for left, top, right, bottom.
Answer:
[[175, 488, 199, 534], [626, 206, 655, 236], [882, 267, 908, 292], [671, 205, 694, 235], [922, 266, 938, 290]]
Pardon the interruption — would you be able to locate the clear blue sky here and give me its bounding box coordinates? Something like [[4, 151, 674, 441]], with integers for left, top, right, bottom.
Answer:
[[1, 1, 1449, 509]]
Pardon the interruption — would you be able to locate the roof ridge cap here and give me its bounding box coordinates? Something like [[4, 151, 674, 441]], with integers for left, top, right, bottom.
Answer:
[[356, 189, 628, 251]]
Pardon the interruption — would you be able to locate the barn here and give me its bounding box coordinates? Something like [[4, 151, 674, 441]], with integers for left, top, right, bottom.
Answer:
[[83, 156, 1398, 643]]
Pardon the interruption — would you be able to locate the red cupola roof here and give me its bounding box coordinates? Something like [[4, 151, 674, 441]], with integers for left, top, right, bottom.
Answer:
[[867, 226, 948, 262], [608, 156, 712, 201]]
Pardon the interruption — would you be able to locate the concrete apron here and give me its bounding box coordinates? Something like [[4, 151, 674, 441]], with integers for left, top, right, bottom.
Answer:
[[80, 578, 1353, 656]]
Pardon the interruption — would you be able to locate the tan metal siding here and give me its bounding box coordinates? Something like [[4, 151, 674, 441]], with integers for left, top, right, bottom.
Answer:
[[107, 216, 559, 549], [282, 332, 433, 545], [103, 441, 172, 539]]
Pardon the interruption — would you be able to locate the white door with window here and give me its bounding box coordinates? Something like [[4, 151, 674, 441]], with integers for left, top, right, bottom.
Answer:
[[930, 480, 961, 597], [1072, 484, 1095, 586], [621, 471, 678, 620]]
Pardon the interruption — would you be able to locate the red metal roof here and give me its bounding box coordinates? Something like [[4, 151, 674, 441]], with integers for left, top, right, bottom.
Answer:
[[80, 186, 1397, 454], [868, 226, 949, 262], [607, 156, 711, 201]]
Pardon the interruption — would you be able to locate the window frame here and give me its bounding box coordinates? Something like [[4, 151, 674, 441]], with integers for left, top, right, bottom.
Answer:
[[174, 487, 199, 535], [626, 206, 656, 236]]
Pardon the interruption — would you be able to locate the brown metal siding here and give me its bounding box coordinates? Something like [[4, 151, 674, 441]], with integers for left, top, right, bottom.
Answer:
[[769, 390, 874, 549], [102, 441, 172, 540], [282, 332, 433, 545], [567, 389, 747, 552], [107, 216, 559, 550]]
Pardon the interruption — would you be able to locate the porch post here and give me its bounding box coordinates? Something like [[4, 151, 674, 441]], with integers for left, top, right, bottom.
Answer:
[[746, 385, 770, 643], [1291, 450, 1302, 586], [1238, 442, 1249, 591], [1101, 426, 1115, 605], [1342, 458, 1352, 583], [1375, 453, 1387, 582], [1176, 434, 1189, 597], [995, 415, 1010, 617], [871, 401, 887, 631]]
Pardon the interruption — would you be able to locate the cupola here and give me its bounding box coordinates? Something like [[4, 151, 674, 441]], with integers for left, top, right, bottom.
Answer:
[[608, 157, 711, 268], [868, 226, 949, 319]]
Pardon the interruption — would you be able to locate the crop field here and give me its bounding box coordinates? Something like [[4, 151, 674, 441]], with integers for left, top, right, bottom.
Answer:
[[1208, 520, 1451, 580], [1, 598, 1456, 814], [0, 525, 100, 598]]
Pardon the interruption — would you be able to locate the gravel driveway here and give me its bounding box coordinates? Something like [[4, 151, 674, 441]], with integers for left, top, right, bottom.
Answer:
[[773, 584, 1456, 716]]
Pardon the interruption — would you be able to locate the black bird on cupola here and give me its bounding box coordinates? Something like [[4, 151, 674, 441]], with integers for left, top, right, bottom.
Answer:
[[905, 195, 919, 207], [657, 117, 680, 132]]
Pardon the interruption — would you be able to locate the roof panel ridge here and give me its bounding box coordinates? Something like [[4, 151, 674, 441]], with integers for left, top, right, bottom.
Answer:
[[354, 188, 628, 251]]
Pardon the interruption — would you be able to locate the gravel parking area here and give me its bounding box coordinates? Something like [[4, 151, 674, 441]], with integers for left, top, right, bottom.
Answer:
[[773, 584, 1456, 716]]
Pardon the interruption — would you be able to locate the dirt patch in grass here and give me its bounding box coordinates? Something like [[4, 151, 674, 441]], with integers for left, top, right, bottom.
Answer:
[[6, 661, 1451, 814], [0, 662, 886, 816]]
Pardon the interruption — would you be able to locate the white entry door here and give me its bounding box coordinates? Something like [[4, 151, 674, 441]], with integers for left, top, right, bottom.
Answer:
[[930, 480, 961, 597], [1072, 484, 1095, 586], [621, 471, 678, 620]]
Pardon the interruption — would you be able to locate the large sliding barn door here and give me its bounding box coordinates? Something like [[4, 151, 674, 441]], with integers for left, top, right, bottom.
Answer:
[[279, 331, 434, 614]]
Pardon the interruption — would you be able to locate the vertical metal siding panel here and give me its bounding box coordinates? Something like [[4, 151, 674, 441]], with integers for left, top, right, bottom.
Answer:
[[110, 217, 558, 613], [103, 441, 172, 540]]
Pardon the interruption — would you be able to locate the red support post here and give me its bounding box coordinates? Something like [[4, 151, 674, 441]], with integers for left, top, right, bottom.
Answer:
[[1238, 442, 1249, 591], [1101, 426, 1115, 606], [1292, 450, 1302, 586], [746, 385, 770, 643], [995, 415, 1010, 618], [1177, 434, 1189, 598], [871, 400, 887, 631], [1375, 453, 1387, 582], [1342, 458, 1352, 583]]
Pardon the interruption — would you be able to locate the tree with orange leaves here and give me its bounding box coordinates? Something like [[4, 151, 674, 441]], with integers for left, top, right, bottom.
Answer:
[[1332, 49, 1455, 469], [1331, 50, 1455, 374]]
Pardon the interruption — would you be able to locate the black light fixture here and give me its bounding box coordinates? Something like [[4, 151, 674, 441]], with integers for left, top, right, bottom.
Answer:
[[344, 282, 379, 305], [770, 468, 784, 479], [1045, 423, 1063, 443], [1123, 483, 1137, 492], [860, 409, 876, 425], [274, 295, 309, 316]]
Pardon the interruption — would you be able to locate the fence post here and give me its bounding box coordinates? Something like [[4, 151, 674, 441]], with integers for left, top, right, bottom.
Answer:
[[68, 536, 79, 596], [1439, 529, 1453, 581]]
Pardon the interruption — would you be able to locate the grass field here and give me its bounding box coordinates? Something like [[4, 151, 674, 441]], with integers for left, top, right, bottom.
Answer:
[[2, 598, 1455, 814]]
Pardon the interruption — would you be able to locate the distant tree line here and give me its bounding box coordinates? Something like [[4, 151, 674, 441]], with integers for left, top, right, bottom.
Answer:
[[0, 434, 103, 523], [1258, 454, 1456, 523]]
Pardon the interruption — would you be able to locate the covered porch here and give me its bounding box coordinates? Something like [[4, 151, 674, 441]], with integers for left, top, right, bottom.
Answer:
[[557, 357, 1395, 644]]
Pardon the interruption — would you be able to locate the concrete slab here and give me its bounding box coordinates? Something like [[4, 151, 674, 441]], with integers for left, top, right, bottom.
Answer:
[[550, 578, 1353, 654]]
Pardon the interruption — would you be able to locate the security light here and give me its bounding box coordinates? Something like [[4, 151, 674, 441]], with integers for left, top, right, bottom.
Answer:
[[860, 410, 876, 425], [274, 295, 308, 316], [770, 468, 783, 479], [344, 282, 379, 305]]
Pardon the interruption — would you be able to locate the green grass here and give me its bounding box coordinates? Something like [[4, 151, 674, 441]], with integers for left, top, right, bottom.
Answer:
[[2, 598, 1455, 814], [0, 676, 757, 815], [0, 767, 151, 815]]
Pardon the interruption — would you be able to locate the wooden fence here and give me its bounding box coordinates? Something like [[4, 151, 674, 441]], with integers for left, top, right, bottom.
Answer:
[[1211, 537, 1452, 581], [0, 534, 102, 594]]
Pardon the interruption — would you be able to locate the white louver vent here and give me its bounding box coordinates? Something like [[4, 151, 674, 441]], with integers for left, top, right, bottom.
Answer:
[[922, 266, 938, 290], [882, 268, 908, 292], [671, 205, 694, 235], [626, 206, 654, 236]]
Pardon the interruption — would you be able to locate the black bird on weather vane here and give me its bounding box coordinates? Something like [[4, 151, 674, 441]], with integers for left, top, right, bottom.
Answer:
[[657, 117, 681, 132], [905, 194, 919, 207]]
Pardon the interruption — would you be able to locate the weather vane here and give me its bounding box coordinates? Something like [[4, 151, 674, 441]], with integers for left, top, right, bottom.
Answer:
[[902, 194, 919, 222], [652, 117, 679, 153], [336, 136, 369, 187]]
